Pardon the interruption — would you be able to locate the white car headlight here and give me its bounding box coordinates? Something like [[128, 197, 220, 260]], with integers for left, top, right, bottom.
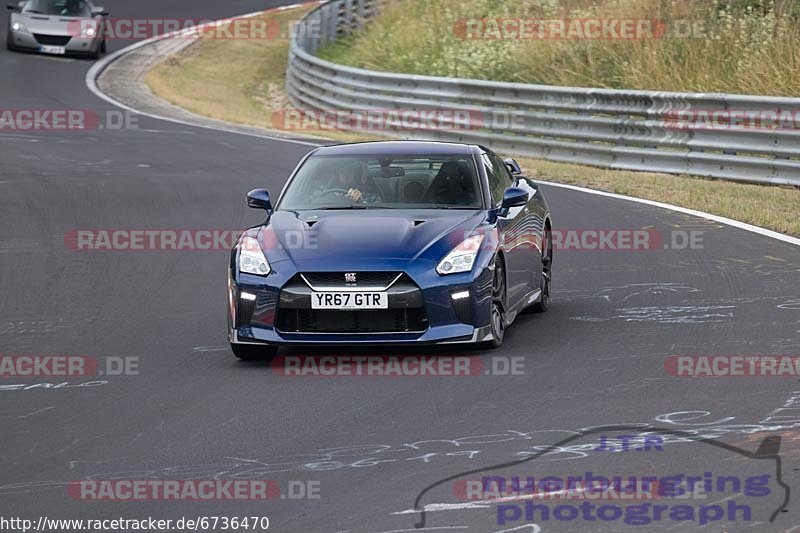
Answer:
[[238, 236, 270, 276], [437, 234, 484, 275], [11, 21, 27, 32], [84, 26, 97, 37]]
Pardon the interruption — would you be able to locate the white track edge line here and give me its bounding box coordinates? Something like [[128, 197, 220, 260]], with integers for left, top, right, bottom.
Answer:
[[540, 181, 800, 247], [84, 3, 324, 147]]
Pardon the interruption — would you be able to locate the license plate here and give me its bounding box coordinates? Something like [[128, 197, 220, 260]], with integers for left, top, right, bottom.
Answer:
[[39, 45, 66, 55], [311, 291, 388, 310]]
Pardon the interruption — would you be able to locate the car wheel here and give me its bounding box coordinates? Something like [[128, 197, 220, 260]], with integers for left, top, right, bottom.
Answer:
[[481, 255, 506, 349], [531, 227, 552, 313], [231, 343, 278, 361]]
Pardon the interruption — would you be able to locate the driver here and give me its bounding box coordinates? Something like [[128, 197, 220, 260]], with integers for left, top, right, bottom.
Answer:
[[62, 0, 86, 16], [332, 160, 381, 203]]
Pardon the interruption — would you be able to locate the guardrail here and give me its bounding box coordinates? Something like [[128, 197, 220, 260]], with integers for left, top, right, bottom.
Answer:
[[286, 0, 800, 186]]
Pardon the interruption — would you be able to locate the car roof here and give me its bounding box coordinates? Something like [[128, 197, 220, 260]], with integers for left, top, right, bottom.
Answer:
[[309, 140, 478, 157]]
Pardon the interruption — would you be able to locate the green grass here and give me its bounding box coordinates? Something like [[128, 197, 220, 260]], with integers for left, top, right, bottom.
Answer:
[[520, 158, 800, 236], [317, 0, 800, 96], [146, 6, 378, 143]]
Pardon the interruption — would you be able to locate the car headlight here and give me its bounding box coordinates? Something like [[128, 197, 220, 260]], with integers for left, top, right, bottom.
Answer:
[[84, 26, 96, 37], [238, 236, 270, 276], [437, 234, 484, 275], [11, 21, 27, 32]]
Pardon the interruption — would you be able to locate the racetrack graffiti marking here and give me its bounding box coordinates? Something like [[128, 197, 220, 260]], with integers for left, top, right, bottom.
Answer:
[[0, 381, 108, 392], [594, 283, 701, 303], [2, 405, 799, 497], [0, 320, 74, 335], [571, 305, 735, 323], [760, 391, 800, 424], [192, 345, 230, 352]]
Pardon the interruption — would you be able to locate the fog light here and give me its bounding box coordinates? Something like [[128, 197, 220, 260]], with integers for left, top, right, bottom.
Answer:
[[240, 292, 257, 301], [451, 290, 470, 300]]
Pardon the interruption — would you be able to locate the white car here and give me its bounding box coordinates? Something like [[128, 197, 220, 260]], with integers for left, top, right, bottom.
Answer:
[[7, 0, 107, 58]]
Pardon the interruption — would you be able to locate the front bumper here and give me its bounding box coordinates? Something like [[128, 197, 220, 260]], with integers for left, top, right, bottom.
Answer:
[[228, 265, 495, 347], [230, 325, 493, 346], [7, 30, 101, 56]]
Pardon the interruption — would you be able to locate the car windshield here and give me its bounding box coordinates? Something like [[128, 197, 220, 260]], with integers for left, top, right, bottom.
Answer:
[[23, 0, 91, 17], [278, 154, 483, 210]]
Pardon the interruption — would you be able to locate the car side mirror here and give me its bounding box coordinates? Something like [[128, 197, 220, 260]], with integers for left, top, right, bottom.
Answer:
[[246, 188, 272, 212], [503, 158, 522, 175], [501, 187, 529, 209], [7, 3, 18, 10]]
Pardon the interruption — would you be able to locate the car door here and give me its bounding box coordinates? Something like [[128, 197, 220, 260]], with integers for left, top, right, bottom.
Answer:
[[514, 173, 546, 294], [481, 152, 529, 307]]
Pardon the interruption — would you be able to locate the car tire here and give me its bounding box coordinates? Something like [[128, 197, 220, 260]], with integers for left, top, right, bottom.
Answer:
[[231, 343, 278, 361], [480, 255, 506, 349], [531, 227, 552, 313]]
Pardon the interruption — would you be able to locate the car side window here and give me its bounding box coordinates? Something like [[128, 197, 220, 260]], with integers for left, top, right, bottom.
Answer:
[[481, 153, 513, 206], [491, 155, 515, 188]]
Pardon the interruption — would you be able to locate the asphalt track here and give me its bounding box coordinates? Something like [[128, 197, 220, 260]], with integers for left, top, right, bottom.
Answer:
[[1, 1, 800, 532]]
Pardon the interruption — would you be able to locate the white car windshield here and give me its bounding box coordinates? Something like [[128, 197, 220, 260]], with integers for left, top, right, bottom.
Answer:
[[23, 0, 92, 17]]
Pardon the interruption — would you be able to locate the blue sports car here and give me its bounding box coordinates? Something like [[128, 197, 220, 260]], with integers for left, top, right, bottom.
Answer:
[[228, 141, 553, 359]]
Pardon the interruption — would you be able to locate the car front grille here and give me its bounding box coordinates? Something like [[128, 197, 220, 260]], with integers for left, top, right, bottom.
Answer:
[[301, 271, 401, 290], [34, 34, 71, 46], [276, 272, 428, 333], [277, 308, 427, 333]]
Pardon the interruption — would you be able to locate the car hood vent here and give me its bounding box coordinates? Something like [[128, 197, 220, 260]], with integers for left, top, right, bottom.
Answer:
[[413, 219, 427, 227]]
